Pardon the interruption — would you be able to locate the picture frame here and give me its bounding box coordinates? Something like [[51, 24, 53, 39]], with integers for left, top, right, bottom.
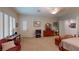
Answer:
[[69, 23, 76, 28], [16, 23, 18, 27], [33, 21, 41, 27]]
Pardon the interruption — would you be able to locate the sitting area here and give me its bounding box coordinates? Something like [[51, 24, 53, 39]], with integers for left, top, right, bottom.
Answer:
[[0, 34, 21, 51]]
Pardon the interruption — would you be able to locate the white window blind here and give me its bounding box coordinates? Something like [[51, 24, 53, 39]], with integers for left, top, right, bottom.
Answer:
[[22, 20, 27, 31], [4, 14, 9, 37], [9, 16, 13, 35], [13, 17, 16, 33], [0, 12, 16, 38], [0, 12, 3, 39]]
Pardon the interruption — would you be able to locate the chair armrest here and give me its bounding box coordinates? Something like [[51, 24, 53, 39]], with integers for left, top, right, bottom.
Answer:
[[55, 36, 62, 41]]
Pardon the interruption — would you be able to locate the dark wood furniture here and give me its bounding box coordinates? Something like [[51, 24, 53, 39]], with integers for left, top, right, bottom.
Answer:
[[6, 34, 21, 41], [35, 30, 41, 38]]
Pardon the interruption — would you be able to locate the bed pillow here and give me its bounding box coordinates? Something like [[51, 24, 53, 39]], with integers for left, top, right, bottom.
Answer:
[[62, 35, 73, 39], [2, 41, 16, 51]]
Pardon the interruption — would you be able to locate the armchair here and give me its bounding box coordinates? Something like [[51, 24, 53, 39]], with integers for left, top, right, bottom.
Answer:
[[0, 39, 21, 51], [55, 35, 73, 46]]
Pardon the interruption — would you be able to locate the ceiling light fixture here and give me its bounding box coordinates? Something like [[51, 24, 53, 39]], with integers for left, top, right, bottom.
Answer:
[[47, 8, 61, 14], [51, 8, 60, 14]]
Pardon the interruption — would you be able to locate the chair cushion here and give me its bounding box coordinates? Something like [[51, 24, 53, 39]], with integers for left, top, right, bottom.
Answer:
[[7, 45, 21, 51], [2, 41, 16, 51]]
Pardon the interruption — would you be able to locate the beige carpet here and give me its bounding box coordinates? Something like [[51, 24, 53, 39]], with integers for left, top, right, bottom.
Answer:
[[21, 36, 59, 51]]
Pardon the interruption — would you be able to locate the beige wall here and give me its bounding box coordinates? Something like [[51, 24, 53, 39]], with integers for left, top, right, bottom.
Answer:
[[0, 7, 18, 19], [19, 15, 57, 37], [0, 7, 19, 33], [58, 14, 79, 36]]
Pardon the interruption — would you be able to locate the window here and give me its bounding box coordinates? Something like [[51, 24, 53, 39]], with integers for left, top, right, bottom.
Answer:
[[0, 12, 16, 39], [13, 17, 16, 33], [22, 20, 27, 31], [4, 14, 9, 37], [9, 16, 13, 35], [9, 17, 16, 35], [0, 12, 3, 39]]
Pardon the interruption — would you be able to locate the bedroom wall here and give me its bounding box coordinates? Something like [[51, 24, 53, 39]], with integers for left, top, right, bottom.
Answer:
[[0, 7, 19, 32], [58, 14, 79, 36], [19, 15, 58, 37]]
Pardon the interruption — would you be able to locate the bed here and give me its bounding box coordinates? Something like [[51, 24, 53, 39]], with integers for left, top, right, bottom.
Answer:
[[59, 37, 79, 51]]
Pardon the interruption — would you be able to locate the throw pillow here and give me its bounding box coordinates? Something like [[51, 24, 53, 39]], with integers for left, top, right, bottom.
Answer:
[[2, 41, 15, 51]]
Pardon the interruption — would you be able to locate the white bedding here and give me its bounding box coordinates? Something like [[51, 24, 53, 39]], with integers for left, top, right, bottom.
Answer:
[[60, 38, 79, 51]]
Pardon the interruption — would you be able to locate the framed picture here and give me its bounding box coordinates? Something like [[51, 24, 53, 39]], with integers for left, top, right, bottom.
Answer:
[[53, 22, 58, 26], [33, 21, 41, 27], [69, 23, 76, 28], [16, 23, 18, 27], [53, 22, 59, 31]]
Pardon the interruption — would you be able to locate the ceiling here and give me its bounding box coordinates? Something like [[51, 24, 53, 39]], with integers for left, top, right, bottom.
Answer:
[[14, 7, 79, 18]]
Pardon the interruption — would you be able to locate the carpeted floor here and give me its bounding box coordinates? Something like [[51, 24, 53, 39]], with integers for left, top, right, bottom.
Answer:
[[21, 36, 59, 51]]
